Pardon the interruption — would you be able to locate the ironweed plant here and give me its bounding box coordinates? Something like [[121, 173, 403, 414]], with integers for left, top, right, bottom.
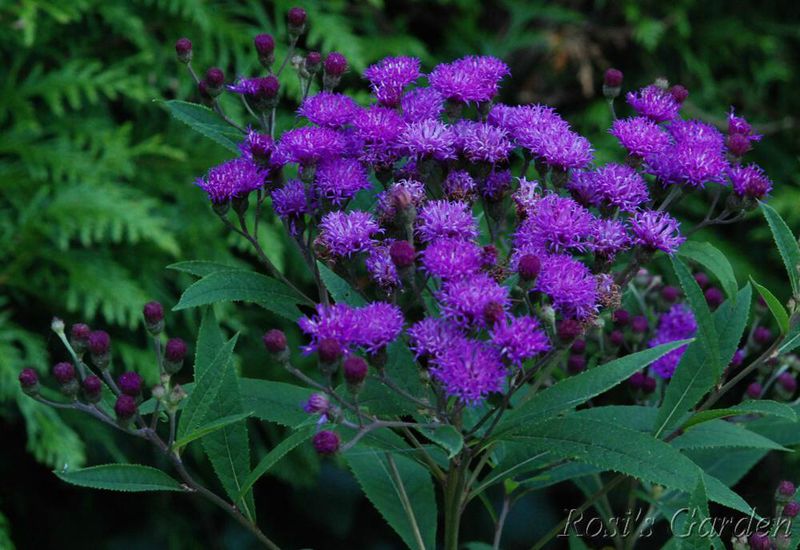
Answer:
[[20, 6, 800, 549]]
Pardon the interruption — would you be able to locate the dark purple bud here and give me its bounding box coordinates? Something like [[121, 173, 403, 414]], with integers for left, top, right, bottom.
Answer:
[[518, 254, 541, 282], [612, 309, 630, 327], [704, 287, 724, 309], [70, 323, 91, 354], [730, 348, 745, 369], [641, 376, 657, 394], [609, 330, 625, 347], [567, 355, 586, 375], [604, 68, 624, 88], [571, 339, 587, 354], [313, 430, 340, 455], [303, 393, 329, 414], [748, 532, 771, 550], [631, 316, 649, 334], [726, 133, 752, 157], [198, 80, 212, 101], [324, 52, 347, 77], [778, 481, 796, 497], [783, 501, 800, 518], [88, 330, 111, 369], [254, 34, 275, 56], [481, 245, 498, 267], [669, 85, 689, 104], [318, 338, 342, 364], [205, 67, 225, 88], [483, 301, 505, 327], [343, 356, 368, 386], [746, 382, 762, 399], [258, 75, 280, 99], [287, 7, 307, 28], [164, 337, 187, 375], [661, 286, 680, 303], [114, 395, 138, 421], [18, 368, 39, 394], [557, 319, 582, 342], [263, 329, 288, 354], [389, 240, 416, 269], [53, 362, 76, 384], [754, 326, 773, 346], [82, 375, 103, 403], [117, 372, 143, 397], [143, 301, 164, 335], [779, 372, 797, 394], [628, 371, 645, 389], [305, 51, 322, 73], [175, 37, 193, 63], [693, 272, 710, 289]]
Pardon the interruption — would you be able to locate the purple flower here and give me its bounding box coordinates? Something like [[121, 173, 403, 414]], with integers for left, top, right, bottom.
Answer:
[[512, 178, 543, 216], [610, 117, 671, 157], [352, 106, 406, 165], [443, 170, 477, 200], [376, 178, 426, 220], [401, 88, 444, 123], [276, 127, 346, 165], [196, 158, 265, 203], [649, 304, 697, 378], [366, 243, 400, 289], [457, 121, 513, 164], [669, 119, 725, 149], [352, 302, 404, 353], [117, 372, 143, 396], [363, 56, 422, 107], [490, 315, 551, 365], [566, 170, 601, 208], [481, 169, 512, 200], [298, 92, 359, 128], [416, 200, 478, 243], [429, 55, 510, 103], [421, 237, 483, 280], [318, 211, 381, 257], [513, 194, 595, 254], [728, 108, 762, 141], [227, 76, 279, 101], [591, 219, 630, 260], [645, 141, 729, 187], [593, 163, 650, 211], [298, 303, 360, 354], [626, 85, 681, 122], [729, 164, 772, 199], [486, 103, 520, 131], [314, 157, 371, 205], [535, 254, 598, 319], [399, 119, 456, 160], [535, 129, 593, 170], [430, 338, 506, 403], [437, 273, 511, 328], [271, 180, 312, 232], [408, 318, 464, 358], [629, 210, 685, 254], [239, 129, 274, 163]]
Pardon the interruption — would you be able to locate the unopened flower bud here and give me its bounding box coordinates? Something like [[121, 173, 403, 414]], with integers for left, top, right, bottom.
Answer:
[[612, 309, 630, 327], [602, 68, 623, 99], [749, 532, 771, 550], [175, 37, 193, 63], [754, 326, 772, 346], [53, 362, 76, 384], [323, 52, 347, 90], [305, 51, 322, 75], [143, 301, 164, 335], [669, 85, 689, 104], [114, 394, 138, 422], [343, 356, 368, 392], [118, 372, 143, 397], [631, 316, 648, 334], [609, 330, 625, 347], [693, 272, 710, 289], [18, 368, 40, 396], [82, 375, 103, 403], [263, 329, 289, 362], [481, 245, 498, 267], [567, 355, 586, 375], [287, 7, 307, 37], [518, 254, 541, 282], [51, 317, 65, 334], [641, 376, 657, 394], [303, 393, 330, 414], [254, 34, 275, 67], [746, 382, 762, 399], [389, 241, 416, 269], [727, 133, 752, 157], [571, 339, 587, 354], [88, 330, 111, 369], [783, 501, 800, 518], [483, 301, 505, 327], [779, 372, 797, 394], [704, 287, 724, 309], [777, 481, 796, 501], [70, 323, 91, 354], [318, 338, 342, 369], [557, 319, 582, 342], [169, 384, 188, 408], [628, 371, 645, 389], [313, 430, 340, 455], [164, 338, 187, 375], [661, 286, 680, 303], [730, 349, 745, 369], [205, 67, 225, 96]]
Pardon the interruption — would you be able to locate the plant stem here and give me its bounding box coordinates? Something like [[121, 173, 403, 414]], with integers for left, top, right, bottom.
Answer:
[[492, 494, 511, 550], [444, 461, 467, 550]]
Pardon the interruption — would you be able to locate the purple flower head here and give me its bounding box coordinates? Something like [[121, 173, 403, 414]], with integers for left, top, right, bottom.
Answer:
[[626, 85, 681, 122], [416, 200, 478, 243], [645, 140, 729, 188], [366, 243, 400, 289], [314, 157, 371, 205], [271, 180, 312, 232], [115, 395, 138, 420], [514, 194, 595, 254], [490, 315, 551, 365], [610, 117, 672, 158], [313, 430, 340, 455], [239, 129, 274, 163], [196, 158, 265, 204], [401, 87, 444, 123], [318, 211, 381, 257], [421, 237, 483, 280], [227, 76, 279, 101], [117, 371, 143, 396], [353, 106, 406, 165], [324, 52, 348, 76], [429, 55, 510, 103], [363, 56, 422, 106], [537, 129, 593, 170], [486, 103, 520, 131], [443, 170, 477, 200], [352, 302, 404, 353], [593, 163, 650, 212], [399, 119, 456, 160], [629, 210, 685, 254], [457, 122, 513, 164], [649, 304, 697, 378], [303, 393, 330, 414], [535, 254, 598, 319], [429, 338, 506, 403], [728, 108, 762, 141], [408, 318, 464, 359], [512, 177, 543, 216], [376, 178, 426, 220], [53, 362, 76, 384], [669, 119, 725, 149], [507, 104, 568, 142], [591, 219, 630, 260], [298, 92, 359, 128], [276, 127, 346, 165], [481, 169, 512, 200], [298, 303, 360, 354], [438, 273, 511, 328], [729, 164, 772, 199]]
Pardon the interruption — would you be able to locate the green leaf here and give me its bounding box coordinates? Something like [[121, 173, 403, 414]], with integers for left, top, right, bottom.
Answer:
[[671, 255, 720, 374], [237, 427, 314, 502], [761, 201, 800, 296], [520, 462, 601, 491], [56, 464, 184, 492], [510, 417, 752, 514], [683, 400, 797, 429], [168, 260, 244, 278], [751, 278, 790, 333], [156, 99, 243, 153], [779, 324, 800, 355], [687, 449, 768, 488], [240, 379, 313, 427], [317, 261, 367, 306], [671, 420, 787, 451], [345, 449, 437, 550], [678, 241, 738, 300], [172, 411, 253, 450], [173, 269, 312, 320], [674, 476, 713, 550], [418, 425, 463, 458], [654, 283, 752, 438], [492, 340, 691, 439]]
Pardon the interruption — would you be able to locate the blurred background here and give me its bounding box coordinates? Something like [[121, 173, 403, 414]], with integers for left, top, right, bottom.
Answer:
[[1, 0, 799, 548]]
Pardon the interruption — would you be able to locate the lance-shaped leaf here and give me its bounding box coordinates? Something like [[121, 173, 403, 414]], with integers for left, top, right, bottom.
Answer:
[[761, 201, 800, 296], [157, 99, 243, 153], [678, 241, 738, 301], [56, 464, 184, 492], [172, 411, 253, 450], [751, 278, 790, 333]]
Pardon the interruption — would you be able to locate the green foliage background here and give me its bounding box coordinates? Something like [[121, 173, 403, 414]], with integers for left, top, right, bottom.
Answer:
[[1, 0, 798, 547]]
